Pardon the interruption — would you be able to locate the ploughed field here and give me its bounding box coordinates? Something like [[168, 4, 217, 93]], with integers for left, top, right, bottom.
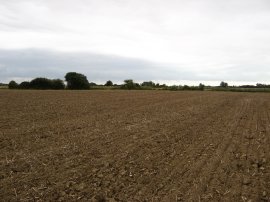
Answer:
[[0, 90, 270, 201]]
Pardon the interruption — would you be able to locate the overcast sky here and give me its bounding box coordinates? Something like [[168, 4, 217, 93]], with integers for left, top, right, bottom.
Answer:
[[1, 0, 270, 85]]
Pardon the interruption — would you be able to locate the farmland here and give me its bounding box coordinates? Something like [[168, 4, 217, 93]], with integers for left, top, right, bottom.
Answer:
[[0, 90, 269, 201]]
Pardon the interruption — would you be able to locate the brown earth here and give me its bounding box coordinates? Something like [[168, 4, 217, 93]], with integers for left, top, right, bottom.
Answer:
[[0, 90, 269, 201]]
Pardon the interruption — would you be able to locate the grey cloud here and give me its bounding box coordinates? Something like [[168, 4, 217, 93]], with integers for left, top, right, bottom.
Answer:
[[0, 49, 269, 85], [0, 49, 196, 83]]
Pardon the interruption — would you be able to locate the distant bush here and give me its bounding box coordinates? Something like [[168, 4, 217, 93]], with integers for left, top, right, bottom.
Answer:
[[89, 82, 97, 87], [159, 84, 167, 88], [256, 83, 270, 88], [183, 85, 190, 90], [141, 81, 155, 87], [239, 85, 256, 88], [169, 85, 180, 91], [65, 72, 89, 90], [211, 86, 270, 92], [239, 84, 270, 89], [121, 79, 140, 90], [167, 84, 205, 91], [105, 80, 113, 86], [199, 83, 205, 91], [220, 81, 228, 88], [8, 80, 19, 89]]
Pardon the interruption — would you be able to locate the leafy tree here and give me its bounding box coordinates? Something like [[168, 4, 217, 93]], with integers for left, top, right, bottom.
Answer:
[[13, 78, 65, 90], [123, 79, 134, 89], [122, 79, 140, 90], [256, 83, 270, 88], [183, 85, 191, 90], [51, 79, 65, 89], [105, 80, 113, 86], [30, 78, 52, 89], [169, 85, 179, 91], [220, 81, 228, 88], [65, 72, 89, 90], [160, 84, 167, 88], [141, 81, 155, 87], [199, 83, 205, 91], [8, 80, 18, 89], [19, 81, 31, 89]]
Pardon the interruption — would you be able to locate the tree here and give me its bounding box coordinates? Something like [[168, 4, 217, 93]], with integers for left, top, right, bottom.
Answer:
[[8, 80, 18, 89], [141, 81, 155, 87], [169, 85, 179, 91], [19, 81, 31, 89], [105, 80, 113, 86], [122, 79, 137, 90], [159, 84, 167, 88], [183, 85, 190, 90], [220, 81, 228, 88], [51, 79, 65, 89], [65, 72, 89, 90], [256, 83, 270, 88], [199, 83, 205, 91], [29, 78, 52, 89]]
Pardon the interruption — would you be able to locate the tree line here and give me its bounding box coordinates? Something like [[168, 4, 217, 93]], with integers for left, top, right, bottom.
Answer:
[[9, 71, 268, 91], [8, 72, 206, 91], [8, 72, 89, 90]]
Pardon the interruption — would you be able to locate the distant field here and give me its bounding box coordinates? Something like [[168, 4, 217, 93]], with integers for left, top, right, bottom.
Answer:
[[0, 90, 269, 201]]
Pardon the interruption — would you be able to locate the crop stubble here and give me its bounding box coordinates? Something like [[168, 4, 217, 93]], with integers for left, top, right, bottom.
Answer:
[[0, 90, 269, 201]]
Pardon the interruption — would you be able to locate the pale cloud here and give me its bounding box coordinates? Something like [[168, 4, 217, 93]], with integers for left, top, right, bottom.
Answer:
[[0, 0, 270, 84]]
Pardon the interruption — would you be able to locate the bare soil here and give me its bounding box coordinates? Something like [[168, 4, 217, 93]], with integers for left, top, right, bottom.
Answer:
[[0, 90, 269, 201]]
